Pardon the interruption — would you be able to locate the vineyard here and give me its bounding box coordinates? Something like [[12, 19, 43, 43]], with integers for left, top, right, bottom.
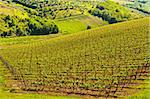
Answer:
[[0, 17, 150, 98]]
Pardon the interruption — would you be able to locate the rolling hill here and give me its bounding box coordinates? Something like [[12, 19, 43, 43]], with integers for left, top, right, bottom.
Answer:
[[0, 17, 149, 98], [0, 0, 144, 37]]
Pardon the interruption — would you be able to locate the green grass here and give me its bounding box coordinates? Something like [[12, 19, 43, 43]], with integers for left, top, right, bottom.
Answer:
[[126, 80, 150, 99], [55, 15, 108, 34]]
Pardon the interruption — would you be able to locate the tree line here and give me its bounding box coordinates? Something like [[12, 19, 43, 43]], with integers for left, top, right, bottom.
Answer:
[[0, 15, 59, 37]]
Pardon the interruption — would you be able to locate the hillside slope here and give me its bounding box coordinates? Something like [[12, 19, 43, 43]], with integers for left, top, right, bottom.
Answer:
[[0, 1, 58, 36], [0, 17, 149, 98], [55, 15, 108, 34], [0, 0, 144, 37]]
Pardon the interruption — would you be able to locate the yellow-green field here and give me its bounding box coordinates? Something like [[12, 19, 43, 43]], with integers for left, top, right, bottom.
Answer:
[[0, 17, 149, 98], [55, 15, 108, 34]]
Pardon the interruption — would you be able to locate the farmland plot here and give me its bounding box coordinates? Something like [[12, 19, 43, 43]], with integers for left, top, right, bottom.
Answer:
[[0, 17, 149, 98]]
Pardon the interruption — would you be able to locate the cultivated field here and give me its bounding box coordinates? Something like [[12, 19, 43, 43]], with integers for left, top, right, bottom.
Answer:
[[0, 17, 149, 98]]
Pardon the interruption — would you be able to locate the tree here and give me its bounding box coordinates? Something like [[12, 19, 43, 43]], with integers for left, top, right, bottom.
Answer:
[[87, 25, 91, 29]]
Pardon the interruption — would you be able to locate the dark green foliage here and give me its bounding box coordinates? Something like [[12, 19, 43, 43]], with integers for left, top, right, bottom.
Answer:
[[12, 0, 38, 9], [28, 18, 59, 35], [0, 15, 59, 37]]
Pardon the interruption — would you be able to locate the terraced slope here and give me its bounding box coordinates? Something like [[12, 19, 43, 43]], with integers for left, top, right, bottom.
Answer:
[[0, 17, 149, 98]]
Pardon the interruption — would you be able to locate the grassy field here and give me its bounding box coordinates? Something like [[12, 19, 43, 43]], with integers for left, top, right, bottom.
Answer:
[[55, 15, 108, 34], [126, 80, 150, 99], [0, 17, 149, 98]]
